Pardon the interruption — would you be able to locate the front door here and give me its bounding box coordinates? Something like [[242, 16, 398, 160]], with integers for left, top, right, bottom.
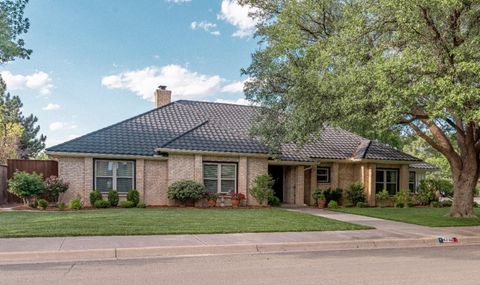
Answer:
[[268, 165, 284, 202]]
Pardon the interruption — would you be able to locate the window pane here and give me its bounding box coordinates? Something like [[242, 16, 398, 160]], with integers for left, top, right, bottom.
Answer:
[[317, 168, 330, 182], [221, 180, 235, 193], [386, 170, 397, 183], [221, 164, 236, 179], [204, 179, 217, 193], [375, 183, 385, 194], [96, 177, 113, 192], [203, 164, 218, 179], [117, 178, 133, 193], [386, 183, 397, 195], [117, 161, 133, 177], [375, 170, 384, 183], [96, 160, 113, 176]]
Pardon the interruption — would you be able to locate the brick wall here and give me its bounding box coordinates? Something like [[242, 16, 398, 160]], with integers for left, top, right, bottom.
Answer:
[[57, 157, 87, 204], [144, 160, 168, 205]]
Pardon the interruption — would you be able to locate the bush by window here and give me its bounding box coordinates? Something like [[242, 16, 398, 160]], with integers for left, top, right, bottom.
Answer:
[[167, 180, 205, 205]]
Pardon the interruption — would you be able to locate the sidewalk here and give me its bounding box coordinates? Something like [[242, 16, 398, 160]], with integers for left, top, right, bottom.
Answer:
[[1, 208, 479, 264]]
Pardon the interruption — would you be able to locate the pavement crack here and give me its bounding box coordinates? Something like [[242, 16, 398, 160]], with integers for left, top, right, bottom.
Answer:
[[63, 263, 76, 277], [192, 235, 208, 245], [58, 237, 66, 251]]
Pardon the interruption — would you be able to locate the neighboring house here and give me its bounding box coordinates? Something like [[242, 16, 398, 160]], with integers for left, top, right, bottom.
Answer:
[[46, 86, 433, 206]]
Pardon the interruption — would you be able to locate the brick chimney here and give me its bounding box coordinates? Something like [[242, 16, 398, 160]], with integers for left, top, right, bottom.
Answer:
[[154, 85, 171, 108]]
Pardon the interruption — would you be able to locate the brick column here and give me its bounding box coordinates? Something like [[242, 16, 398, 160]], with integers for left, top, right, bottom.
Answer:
[[136, 159, 145, 202], [84, 157, 93, 206], [364, 164, 376, 206], [238, 157, 248, 196], [331, 163, 339, 189], [295, 166, 305, 206], [399, 164, 409, 191], [194, 154, 203, 183]]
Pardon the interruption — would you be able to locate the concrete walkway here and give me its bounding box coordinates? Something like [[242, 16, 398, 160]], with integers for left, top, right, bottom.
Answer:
[[1, 207, 479, 264]]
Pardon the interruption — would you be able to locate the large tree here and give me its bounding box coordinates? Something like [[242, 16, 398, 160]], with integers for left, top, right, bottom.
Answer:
[[241, 0, 480, 217], [0, 0, 44, 160]]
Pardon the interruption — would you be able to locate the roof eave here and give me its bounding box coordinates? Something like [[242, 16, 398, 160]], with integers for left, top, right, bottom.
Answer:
[[46, 151, 168, 160], [155, 147, 270, 158]]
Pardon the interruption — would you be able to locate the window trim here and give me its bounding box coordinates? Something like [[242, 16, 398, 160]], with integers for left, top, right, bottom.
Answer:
[[375, 168, 399, 195], [317, 166, 331, 183], [203, 162, 238, 194], [93, 159, 136, 193]]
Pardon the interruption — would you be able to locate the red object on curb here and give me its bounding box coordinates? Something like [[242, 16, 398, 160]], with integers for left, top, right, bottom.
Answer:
[[438, 237, 458, 243]]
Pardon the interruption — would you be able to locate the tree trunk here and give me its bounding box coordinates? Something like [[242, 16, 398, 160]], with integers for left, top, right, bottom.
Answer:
[[449, 154, 478, 218]]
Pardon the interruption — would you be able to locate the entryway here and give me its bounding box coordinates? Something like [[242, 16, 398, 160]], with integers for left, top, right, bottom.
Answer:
[[268, 165, 283, 202]]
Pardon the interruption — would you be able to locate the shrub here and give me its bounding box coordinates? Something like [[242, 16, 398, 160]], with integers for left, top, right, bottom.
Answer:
[[89, 190, 103, 206], [430, 201, 440, 208], [137, 202, 146, 208], [394, 189, 411, 206], [127, 189, 140, 206], [108, 190, 119, 207], [119, 201, 135, 208], [249, 175, 274, 205], [58, 202, 66, 211], [441, 200, 453, 208], [323, 188, 342, 205], [94, 199, 110, 208], [327, 200, 338, 208], [205, 192, 219, 201], [69, 197, 83, 210], [406, 202, 415, 208], [167, 180, 205, 205], [417, 179, 452, 204], [356, 201, 368, 208], [8, 171, 45, 204], [395, 202, 404, 208], [29, 199, 38, 209], [375, 189, 390, 207], [44, 176, 69, 203], [312, 189, 325, 202], [346, 182, 365, 205], [474, 202, 479, 208], [38, 199, 48, 210], [231, 193, 246, 200], [268, 195, 281, 207]]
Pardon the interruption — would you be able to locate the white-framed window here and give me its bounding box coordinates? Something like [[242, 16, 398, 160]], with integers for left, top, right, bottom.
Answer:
[[95, 160, 134, 193], [375, 168, 399, 195], [317, 167, 330, 183], [203, 163, 237, 194]]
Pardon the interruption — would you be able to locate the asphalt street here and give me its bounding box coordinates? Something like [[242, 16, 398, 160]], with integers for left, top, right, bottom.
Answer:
[[1, 245, 479, 285]]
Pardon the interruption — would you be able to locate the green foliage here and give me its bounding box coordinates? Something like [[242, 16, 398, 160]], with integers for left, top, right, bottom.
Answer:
[[241, 0, 480, 215], [417, 179, 452, 205], [127, 189, 140, 206], [119, 201, 135, 208], [312, 188, 325, 201], [356, 202, 368, 208], [167, 180, 205, 204], [136, 202, 146, 208], [205, 192, 219, 201], [18, 114, 46, 159], [249, 175, 274, 205], [58, 202, 66, 211], [89, 190, 102, 206], [108, 190, 119, 207], [37, 199, 48, 210], [268, 195, 281, 207], [93, 199, 110, 209], [394, 189, 411, 208], [430, 201, 440, 208], [441, 200, 453, 208], [28, 199, 37, 209], [323, 188, 342, 205], [395, 203, 405, 208], [474, 202, 479, 208], [375, 189, 390, 205], [327, 200, 338, 209], [69, 197, 83, 210], [44, 176, 69, 203], [8, 171, 44, 203], [346, 182, 365, 205], [0, 0, 32, 64]]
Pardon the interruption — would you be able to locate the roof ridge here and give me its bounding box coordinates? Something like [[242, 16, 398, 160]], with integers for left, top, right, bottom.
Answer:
[[46, 101, 178, 151], [352, 139, 371, 159], [160, 120, 210, 148], [176, 99, 258, 108]]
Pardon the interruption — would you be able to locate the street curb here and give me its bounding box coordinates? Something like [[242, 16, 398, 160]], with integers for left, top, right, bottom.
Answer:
[[1, 236, 480, 264]]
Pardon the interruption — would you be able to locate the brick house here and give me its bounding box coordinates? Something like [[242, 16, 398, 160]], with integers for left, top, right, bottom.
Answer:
[[46, 86, 433, 206]]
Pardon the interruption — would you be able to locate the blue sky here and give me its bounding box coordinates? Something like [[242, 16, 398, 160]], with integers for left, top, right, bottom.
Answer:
[[1, 0, 258, 147]]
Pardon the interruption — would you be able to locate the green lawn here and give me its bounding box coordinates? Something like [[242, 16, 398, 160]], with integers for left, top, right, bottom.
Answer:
[[0, 208, 369, 238], [334, 207, 480, 227]]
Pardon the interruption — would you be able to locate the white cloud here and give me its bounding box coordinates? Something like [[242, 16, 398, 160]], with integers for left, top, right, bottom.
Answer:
[[0, 71, 54, 95], [214, 98, 252, 105], [102, 65, 230, 101], [221, 80, 245, 93], [218, 0, 258, 38], [42, 103, 61, 111], [49, 122, 77, 131], [191, 21, 221, 36]]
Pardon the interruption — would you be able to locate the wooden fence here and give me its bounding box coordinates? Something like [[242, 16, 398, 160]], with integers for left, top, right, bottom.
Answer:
[[0, 165, 6, 204], [6, 159, 58, 203]]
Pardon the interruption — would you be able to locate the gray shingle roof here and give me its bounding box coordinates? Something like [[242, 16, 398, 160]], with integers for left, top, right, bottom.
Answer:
[[47, 100, 420, 162]]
